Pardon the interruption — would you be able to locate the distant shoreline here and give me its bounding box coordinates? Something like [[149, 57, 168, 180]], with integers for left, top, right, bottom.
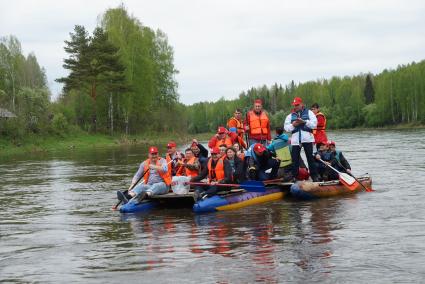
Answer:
[[1, 124, 423, 157], [0, 132, 212, 158]]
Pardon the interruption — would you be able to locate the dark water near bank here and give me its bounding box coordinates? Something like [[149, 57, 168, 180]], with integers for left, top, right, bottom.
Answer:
[[1, 129, 425, 283]]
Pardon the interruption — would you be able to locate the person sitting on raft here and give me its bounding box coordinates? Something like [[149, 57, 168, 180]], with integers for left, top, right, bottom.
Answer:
[[117, 146, 171, 204], [191, 139, 209, 169], [208, 126, 234, 149], [223, 147, 245, 184], [166, 141, 184, 176], [328, 140, 352, 177], [190, 147, 225, 201], [228, 127, 247, 149], [232, 142, 245, 160], [314, 141, 333, 181], [176, 148, 201, 178], [245, 143, 279, 181], [267, 127, 294, 182]]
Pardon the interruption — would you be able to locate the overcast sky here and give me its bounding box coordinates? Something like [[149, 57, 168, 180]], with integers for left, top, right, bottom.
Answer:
[[1, 0, 424, 105]]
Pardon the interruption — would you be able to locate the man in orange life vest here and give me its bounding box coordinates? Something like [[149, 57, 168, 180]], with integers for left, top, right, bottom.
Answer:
[[245, 99, 271, 146], [310, 103, 328, 150], [284, 97, 320, 182], [165, 141, 184, 176], [190, 147, 225, 200], [227, 108, 245, 140], [208, 126, 233, 149], [119, 146, 171, 204], [176, 148, 201, 178]]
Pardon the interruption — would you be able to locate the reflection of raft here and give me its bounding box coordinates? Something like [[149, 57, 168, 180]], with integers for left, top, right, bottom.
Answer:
[[289, 175, 372, 200], [193, 184, 291, 213]]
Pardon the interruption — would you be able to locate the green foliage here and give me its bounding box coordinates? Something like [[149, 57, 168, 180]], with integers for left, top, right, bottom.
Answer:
[[364, 74, 375, 104], [184, 60, 425, 132], [51, 113, 69, 135]]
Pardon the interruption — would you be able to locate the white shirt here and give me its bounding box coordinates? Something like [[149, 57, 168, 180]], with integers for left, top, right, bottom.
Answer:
[[284, 109, 317, 145]]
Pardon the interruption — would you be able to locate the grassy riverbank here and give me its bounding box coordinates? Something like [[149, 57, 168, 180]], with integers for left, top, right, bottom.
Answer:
[[1, 123, 423, 157], [0, 132, 213, 157]]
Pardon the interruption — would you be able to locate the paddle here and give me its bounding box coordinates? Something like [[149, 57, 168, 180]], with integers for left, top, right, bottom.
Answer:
[[188, 180, 267, 192], [317, 158, 359, 191], [333, 159, 373, 192], [112, 168, 149, 210]]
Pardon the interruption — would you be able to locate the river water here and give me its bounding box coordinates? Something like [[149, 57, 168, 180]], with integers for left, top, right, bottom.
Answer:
[[1, 129, 424, 283]]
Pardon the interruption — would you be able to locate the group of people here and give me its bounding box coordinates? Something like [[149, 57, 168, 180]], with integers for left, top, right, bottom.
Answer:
[[116, 97, 352, 204]]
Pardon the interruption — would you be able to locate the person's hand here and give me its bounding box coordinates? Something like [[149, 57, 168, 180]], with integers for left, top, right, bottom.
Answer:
[[297, 118, 305, 124], [245, 125, 250, 131], [292, 121, 300, 127], [315, 154, 320, 160], [346, 169, 352, 174], [210, 181, 217, 185], [192, 139, 198, 144]]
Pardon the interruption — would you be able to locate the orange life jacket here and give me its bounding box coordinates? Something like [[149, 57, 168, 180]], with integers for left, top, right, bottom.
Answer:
[[166, 153, 184, 176], [227, 117, 244, 135], [248, 110, 269, 136], [211, 136, 233, 148], [185, 157, 199, 177], [313, 112, 327, 134], [166, 154, 173, 176], [143, 157, 172, 186], [207, 158, 225, 182]]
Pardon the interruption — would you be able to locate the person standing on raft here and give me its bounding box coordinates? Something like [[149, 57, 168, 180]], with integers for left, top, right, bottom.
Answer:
[[284, 97, 320, 182]]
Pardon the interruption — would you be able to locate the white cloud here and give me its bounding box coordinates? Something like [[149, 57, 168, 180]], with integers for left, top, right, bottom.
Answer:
[[1, 0, 424, 104]]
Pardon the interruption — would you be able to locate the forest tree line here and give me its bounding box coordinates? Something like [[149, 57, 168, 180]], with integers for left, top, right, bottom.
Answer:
[[186, 61, 425, 133], [1, 5, 424, 142]]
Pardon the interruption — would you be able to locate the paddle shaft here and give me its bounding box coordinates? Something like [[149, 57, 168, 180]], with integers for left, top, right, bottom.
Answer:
[[318, 158, 342, 175]]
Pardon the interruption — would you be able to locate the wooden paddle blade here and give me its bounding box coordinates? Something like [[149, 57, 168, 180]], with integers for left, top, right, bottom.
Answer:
[[339, 173, 359, 191]]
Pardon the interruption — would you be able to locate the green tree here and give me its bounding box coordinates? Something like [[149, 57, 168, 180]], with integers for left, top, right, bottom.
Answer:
[[364, 73, 375, 104]]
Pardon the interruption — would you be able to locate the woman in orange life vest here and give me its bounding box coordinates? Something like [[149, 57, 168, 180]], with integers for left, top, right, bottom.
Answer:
[[245, 99, 271, 146], [190, 147, 225, 201], [208, 126, 233, 149], [117, 146, 172, 204], [310, 103, 328, 151], [175, 148, 201, 177]]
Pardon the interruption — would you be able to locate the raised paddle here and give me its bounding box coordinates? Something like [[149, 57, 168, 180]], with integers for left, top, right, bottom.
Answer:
[[317, 158, 359, 191]]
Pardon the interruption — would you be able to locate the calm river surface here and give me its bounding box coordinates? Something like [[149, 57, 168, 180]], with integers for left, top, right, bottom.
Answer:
[[1, 129, 425, 283]]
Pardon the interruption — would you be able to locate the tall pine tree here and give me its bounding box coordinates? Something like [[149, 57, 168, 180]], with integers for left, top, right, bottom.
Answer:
[[364, 73, 375, 104]]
